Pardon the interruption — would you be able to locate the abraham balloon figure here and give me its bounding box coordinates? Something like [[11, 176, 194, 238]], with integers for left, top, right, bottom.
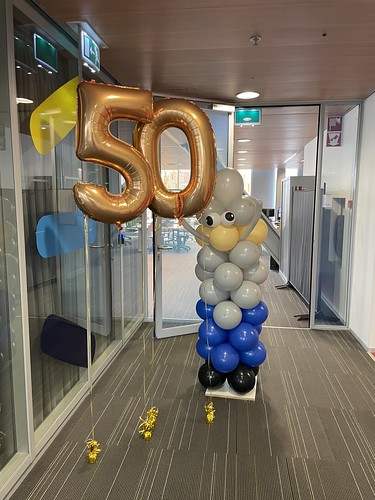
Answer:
[[183, 169, 269, 395]]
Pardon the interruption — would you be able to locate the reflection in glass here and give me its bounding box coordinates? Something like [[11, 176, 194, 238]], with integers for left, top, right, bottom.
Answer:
[[13, 8, 123, 432], [0, 2, 28, 471]]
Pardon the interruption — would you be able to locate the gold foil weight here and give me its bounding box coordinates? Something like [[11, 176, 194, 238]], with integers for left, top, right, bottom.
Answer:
[[86, 439, 101, 463], [139, 406, 159, 440], [204, 402, 216, 424]]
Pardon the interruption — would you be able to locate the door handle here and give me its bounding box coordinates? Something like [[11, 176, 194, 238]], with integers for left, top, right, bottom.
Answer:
[[157, 245, 173, 250]]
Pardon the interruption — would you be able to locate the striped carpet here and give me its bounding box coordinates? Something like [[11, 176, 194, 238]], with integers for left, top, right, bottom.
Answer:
[[10, 319, 375, 499]]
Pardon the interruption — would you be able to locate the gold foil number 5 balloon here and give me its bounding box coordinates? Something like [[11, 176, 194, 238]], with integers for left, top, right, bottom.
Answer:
[[74, 81, 217, 225]]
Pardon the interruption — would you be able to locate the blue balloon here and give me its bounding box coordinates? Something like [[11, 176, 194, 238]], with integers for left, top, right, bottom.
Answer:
[[196, 299, 214, 320], [198, 319, 227, 347], [242, 301, 269, 325], [228, 322, 259, 352], [240, 341, 267, 367], [254, 324, 262, 335], [211, 343, 240, 373], [196, 338, 213, 360]]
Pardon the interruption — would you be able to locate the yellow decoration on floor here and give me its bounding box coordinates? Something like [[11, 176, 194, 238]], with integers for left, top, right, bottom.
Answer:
[[205, 401, 216, 424], [86, 439, 101, 464], [139, 406, 159, 440], [30, 76, 79, 154]]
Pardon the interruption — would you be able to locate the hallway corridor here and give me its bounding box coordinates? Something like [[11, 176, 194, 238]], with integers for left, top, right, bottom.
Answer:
[[10, 321, 375, 499]]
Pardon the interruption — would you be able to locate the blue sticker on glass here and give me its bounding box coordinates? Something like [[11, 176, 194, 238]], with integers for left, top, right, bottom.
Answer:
[[36, 211, 97, 258]]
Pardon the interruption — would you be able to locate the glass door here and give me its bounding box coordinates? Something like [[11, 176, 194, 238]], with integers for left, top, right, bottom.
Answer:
[[153, 110, 230, 338], [154, 214, 201, 338]]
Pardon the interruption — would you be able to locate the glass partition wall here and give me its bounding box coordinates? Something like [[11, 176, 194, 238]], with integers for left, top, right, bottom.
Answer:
[[0, 0, 28, 480], [310, 104, 360, 328], [0, 1, 146, 496]]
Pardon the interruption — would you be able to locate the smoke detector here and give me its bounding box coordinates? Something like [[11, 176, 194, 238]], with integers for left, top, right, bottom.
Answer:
[[250, 35, 261, 46]]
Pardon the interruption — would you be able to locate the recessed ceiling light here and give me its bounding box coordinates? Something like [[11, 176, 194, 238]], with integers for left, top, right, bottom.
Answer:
[[236, 91, 260, 99], [237, 150, 249, 153], [238, 158, 246, 161], [237, 139, 251, 143], [27, 71, 32, 75], [16, 65, 21, 69]]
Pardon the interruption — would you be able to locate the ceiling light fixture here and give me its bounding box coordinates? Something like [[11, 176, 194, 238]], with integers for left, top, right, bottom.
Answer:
[[236, 91, 260, 99], [16, 97, 34, 104], [237, 158, 246, 161], [237, 138, 251, 143], [237, 150, 249, 153]]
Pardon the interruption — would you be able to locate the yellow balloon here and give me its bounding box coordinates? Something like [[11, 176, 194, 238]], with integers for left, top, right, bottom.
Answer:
[[239, 219, 268, 245], [209, 226, 239, 252], [30, 76, 79, 154], [195, 224, 211, 246]]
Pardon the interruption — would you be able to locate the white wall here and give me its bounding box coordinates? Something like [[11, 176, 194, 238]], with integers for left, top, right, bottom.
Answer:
[[251, 168, 277, 209], [303, 137, 317, 176], [349, 93, 375, 351], [321, 107, 359, 200]]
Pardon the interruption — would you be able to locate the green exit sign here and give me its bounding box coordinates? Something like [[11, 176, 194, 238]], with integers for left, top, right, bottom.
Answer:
[[81, 31, 100, 72], [235, 109, 261, 125], [34, 34, 58, 73]]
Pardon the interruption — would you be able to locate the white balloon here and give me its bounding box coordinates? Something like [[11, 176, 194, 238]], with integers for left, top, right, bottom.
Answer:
[[230, 280, 262, 309], [197, 245, 228, 272], [229, 241, 260, 270], [199, 278, 229, 305], [213, 168, 244, 208], [213, 300, 242, 329], [227, 196, 257, 227], [243, 260, 269, 284], [195, 264, 214, 282], [214, 262, 243, 291]]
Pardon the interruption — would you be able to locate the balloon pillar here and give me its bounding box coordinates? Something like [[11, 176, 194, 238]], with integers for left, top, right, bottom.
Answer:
[[189, 169, 269, 396]]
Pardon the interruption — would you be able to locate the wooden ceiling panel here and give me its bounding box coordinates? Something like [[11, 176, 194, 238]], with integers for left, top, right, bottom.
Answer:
[[36, 0, 369, 170]]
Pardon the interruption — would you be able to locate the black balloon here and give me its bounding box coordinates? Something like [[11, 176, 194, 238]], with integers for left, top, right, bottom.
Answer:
[[250, 365, 259, 376], [227, 363, 256, 393], [198, 363, 226, 388]]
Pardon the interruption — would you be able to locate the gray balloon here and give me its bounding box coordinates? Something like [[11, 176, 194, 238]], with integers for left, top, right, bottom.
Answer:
[[195, 264, 215, 282], [213, 168, 244, 208], [229, 241, 260, 270], [213, 300, 242, 330], [214, 262, 243, 291], [230, 280, 262, 309], [197, 245, 228, 272], [198, 199, 225, 226], [227, 196, 257, 227], [243, 260, 269, 284], [199, 278, 230, 305]]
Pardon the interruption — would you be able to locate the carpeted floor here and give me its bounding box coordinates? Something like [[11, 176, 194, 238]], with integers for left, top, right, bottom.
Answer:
[[10, 319, 375, 500]]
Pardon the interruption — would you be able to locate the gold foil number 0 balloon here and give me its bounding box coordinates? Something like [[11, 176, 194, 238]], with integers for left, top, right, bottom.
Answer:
[[134, 99, 217, 219], [74, 81, 217, 225]]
